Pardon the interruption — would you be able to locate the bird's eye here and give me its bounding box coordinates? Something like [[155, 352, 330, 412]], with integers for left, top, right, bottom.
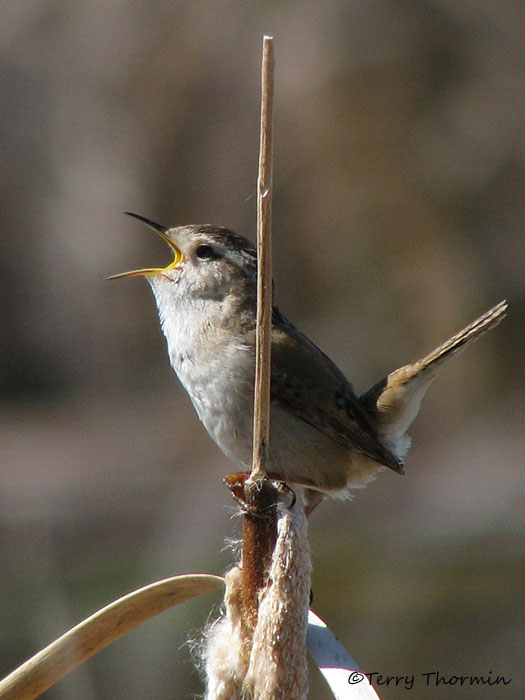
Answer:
[[195, 244, 216, 260]]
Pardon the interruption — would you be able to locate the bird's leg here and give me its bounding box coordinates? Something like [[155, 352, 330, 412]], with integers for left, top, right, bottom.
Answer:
[[304, 489, 324, 517]]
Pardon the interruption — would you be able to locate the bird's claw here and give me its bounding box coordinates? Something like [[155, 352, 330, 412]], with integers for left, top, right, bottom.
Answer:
[[223, 471, 296, 514]]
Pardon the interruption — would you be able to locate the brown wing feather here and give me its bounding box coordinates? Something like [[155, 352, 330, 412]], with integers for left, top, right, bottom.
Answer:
[[270, 309, 403, 473]]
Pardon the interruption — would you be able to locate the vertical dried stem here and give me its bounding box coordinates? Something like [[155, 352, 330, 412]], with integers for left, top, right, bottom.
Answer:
[[250, 35, 274, 480], [240, 35, 276, 630]]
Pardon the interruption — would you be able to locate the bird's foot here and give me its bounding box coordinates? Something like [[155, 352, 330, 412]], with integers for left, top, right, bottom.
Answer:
[[223, 471, 296, 514]]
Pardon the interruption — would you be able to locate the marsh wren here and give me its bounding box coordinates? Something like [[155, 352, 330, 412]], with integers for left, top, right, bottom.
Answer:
[[110, 213, 506, 510]]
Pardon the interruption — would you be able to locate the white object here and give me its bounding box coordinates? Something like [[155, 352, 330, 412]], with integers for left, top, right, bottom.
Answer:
[[307, 610, 381, 699]]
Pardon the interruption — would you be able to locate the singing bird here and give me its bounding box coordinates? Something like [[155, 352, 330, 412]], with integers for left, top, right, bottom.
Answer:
[[110, 213, 507, 511]]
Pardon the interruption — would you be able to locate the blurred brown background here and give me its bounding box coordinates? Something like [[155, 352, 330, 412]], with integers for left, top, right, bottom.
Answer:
[[1, 1, 523, 699]]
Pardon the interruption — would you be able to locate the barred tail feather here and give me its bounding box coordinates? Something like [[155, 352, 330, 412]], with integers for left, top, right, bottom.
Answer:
[[361, 300, 507, 458]]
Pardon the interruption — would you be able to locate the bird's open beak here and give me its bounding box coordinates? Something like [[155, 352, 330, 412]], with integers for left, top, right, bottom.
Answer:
[[107, 212, 184, 279]]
